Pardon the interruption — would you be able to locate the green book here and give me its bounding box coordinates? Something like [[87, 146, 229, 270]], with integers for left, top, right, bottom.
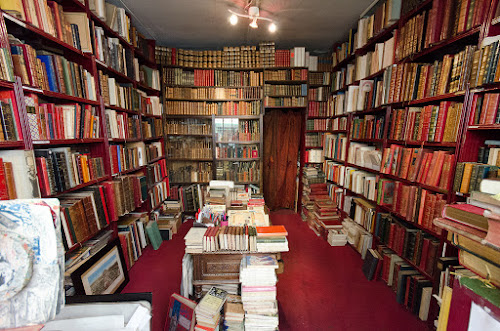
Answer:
[[146, 221, 163, 250], [60, 57, 74, 96]]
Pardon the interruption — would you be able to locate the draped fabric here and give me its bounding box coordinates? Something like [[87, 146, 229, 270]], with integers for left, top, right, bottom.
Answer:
[[263, 109, 303, 210]]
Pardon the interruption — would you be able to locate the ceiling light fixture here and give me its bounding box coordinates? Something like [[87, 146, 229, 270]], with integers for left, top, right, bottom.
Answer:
[[229, 14, 238, 25], [228, 6, 276, 31]]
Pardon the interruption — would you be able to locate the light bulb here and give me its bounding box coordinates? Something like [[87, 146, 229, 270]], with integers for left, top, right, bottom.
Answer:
[[249, 18, 258, 28], [269, 23, 277, 33], [229, 14, 238, 25]]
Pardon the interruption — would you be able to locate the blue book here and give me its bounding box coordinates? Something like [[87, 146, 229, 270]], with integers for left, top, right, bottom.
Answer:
[[37, 55, 58, 93], [116, 145, 121, 172]]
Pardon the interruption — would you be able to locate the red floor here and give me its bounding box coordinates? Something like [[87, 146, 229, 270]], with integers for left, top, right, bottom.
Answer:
[[123, 210, 428, 330]]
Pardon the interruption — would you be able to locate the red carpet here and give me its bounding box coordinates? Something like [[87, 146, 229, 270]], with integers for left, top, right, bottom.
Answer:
[[123, 210, 428, 330]]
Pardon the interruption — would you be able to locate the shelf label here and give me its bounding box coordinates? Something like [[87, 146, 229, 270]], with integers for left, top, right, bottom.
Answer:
[[34, 140, 50, 144]]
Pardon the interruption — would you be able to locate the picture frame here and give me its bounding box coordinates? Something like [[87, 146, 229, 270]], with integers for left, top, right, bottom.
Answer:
[[71, 238, 129, 295]]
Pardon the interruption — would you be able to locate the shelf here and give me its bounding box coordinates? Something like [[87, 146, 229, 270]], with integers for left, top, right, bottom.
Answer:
[[306, 130, 329, 133], [136, 82, 161, 94], [352, 106, 386, 115], [355, 21, 399, 56], [215, 115, 261, 119], [326, 179, 343, 187], [325, 157, 345, 163], [165, 114, 213, 119], [404, 141, 457, 148], [164, 65, 264, 71], [264, 66, 308, 70], [147, 175, 168, 191], [147, 156, 166, 164], [407, 91, 466, 105], [305, 146, 323, 149], [104, 104, 141, 115], [345, 163, 380, 174], [468, 125, 500, 130], [166, 133, 212, 137], [381, 172, 448, 194], [215, 141, 260, 145], [144, 136, 164, 142], [88, 10, 132, 48], [112, 166, 146, 177], [309, 83, 330, 87], [0, 141, 24, 149], [134, 47, 157, 68], [264, 106, 307, 109], [265, 95, 307, 98], [23, 86, 100, 105], [165, 98, 262, 102], [344, 188, 377, 205], [109, 138, 142, 143], [332, 54, 355, 71], [216, 157, 261, 161], [47, 176, 110, 198], [331, 86, 348, 94], [95, 60, 135, 84], [0, 79, 14, 89], [33, 138, 104, 146], [349, 138, 383, 143], [168, 158, 213, 161], [378, 205, 441, 240], [307, 116, 331, 119], [264, 80, 308, 84], [305, 161, 323, 164], [233, 181, 260, 185], [331, 114, 348, 119], [170, 181, 210, 185], [166, 85, 263, 88]]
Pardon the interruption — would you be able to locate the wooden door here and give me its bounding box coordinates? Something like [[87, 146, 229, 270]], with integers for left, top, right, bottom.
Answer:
[[263, 109, 303, 210]]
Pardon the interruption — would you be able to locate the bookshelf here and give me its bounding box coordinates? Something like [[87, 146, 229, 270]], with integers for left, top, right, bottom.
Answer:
[[0, 0, 166, 269], [322, 0, 500, 325]]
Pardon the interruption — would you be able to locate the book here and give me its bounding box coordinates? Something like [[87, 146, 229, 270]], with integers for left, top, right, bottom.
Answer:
[[167, 293, 197, 331]]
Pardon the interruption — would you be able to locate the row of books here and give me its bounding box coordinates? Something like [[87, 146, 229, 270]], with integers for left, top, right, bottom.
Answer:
[[1, 1, 91, 51], [35, 148, 105, 196], [306, 118, 329, 131], [353, 35, 395, 81], [305, 132, 323, 148], [381, 146, 455, 189], [332, 117, 348, 131], [109, 142, 146, 175], [304, 149, 323, 163], [453, 161, 499, 194], [395, 10, 427, 61], [347, 143, 382, 171], [355, 0, 401, 51], [145, 158, 167, 187], [98, 71, 148, 111], [332, 28, 357, 67], [345, 168, 377, 201], [88, 0, 131, 42], [94, 28, 135, 79], [216, 144, 259, 159], [168, 161, 212, 184], [148, 179, 169, 209], [470, 92, 500, 125], [307, 101, 329, 117], [165, 100, 261, 116], [0, 14, 14, 83], [350, 114, 385, 140], [263, 69, 308, 81], [215, 160, 260, 183], [202, 226, 262, 252], [309, 71, 331, 85], [377, 181, 445, 235], [145, 141, 163, 163], [162, 68, 263, 87], [324, 133, 347, 161], [141, 117, 162, 139], [10, 39, 97, 100], [0, 157, 16, 199], [165, 118, 212, 136], [331, 64, 356, 91], [388, 102, 463, 143], [105, 109, 140, 140], [263, 96, 306, 107], [118, 213, 149, 270], [138, 65, 160, 90], [214, 119, 260, 142], [308, 86, 328, 101], [477, 141, 500, 165], [165, 86, 262, 100], [324, 161, 345, 186], [166, 137, 212, 159], [0, 90, 22, 141], [263, 84, 307, 96]]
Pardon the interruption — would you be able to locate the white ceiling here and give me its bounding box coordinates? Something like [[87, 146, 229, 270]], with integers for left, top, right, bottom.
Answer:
[[114, 0, 374, 53]]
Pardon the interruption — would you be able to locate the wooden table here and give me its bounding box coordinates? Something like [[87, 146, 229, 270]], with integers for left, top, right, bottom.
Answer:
[[191, 251, 281, 299]]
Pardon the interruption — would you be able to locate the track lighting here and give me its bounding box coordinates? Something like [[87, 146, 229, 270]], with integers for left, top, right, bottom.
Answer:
[[269, 22, 276, 33], [228, 7, 276, 32], [229, 14, 238, 25], [249, 18, 258, 29]]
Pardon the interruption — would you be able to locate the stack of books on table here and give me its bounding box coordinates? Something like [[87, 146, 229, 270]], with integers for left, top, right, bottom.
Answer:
[[433, 178, 500, 287], [248, 195, 265, 211], [239, 255, 280, 331], [223, 301, 245, 331], [256, 225, 289, 252], [184, 227, 208, 254], [195, 287, 228, 331]]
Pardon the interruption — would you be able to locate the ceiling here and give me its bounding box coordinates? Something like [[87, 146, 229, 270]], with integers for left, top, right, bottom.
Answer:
[[113, 0, 374, 53]]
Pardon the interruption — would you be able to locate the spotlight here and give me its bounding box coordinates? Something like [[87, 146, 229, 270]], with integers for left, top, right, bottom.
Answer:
[[229, 14, 238, 25], [269, 22, 277, 33], [249, 18, 258, 28]]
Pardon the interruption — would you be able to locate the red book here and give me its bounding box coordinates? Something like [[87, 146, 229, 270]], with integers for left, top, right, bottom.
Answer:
[[166, 293, 197, 331], [102, 181, 118, 222], [35, 156, 51, 196], [256, 225, 288, 237], [118, 233, 131, 270], [484, 93, 500, 124], [0, 159, 9, 200], [419, 238, 430, 269], [97, 185, 110, 225], [442, 204, 488, 231]]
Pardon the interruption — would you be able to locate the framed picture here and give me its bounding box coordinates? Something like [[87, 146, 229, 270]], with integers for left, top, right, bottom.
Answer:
[[71, 238, 129, 295]]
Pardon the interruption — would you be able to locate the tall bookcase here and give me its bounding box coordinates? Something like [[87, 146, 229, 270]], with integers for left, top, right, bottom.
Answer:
[[0, 0, 165, 262], [323, 0, 500, 324]]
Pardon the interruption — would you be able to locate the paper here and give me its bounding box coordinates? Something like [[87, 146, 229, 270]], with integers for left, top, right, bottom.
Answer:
[[126, 306, 151, 330], [468, 302, 500, 331], [42, 315, 125, 330]]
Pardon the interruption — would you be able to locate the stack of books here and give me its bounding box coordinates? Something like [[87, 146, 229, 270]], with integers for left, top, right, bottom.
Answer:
[[301, 166, 331, 233], [239, 255, 280, 331], [256, 225, 289, 252], [183, 227, 207, 254], [223, 302, 244, 331], [434, 178, 500, 287], [195, 287, 228, 331], [313, 200, 341, 240]]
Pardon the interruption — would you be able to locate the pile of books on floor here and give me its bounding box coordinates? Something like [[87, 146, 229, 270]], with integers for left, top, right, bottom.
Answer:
[[223, 301, 245, 331], [433, 178, 500, 287], [256, 225, 289, 252], [240, 255, 280, 331], [313, 200, 341, 240], [301, 166, 333, 234], [195, 287, 228, 331]]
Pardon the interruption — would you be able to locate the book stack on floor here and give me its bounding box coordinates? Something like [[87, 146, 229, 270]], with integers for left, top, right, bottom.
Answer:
[[301, 166, 330, 232], [223, 301, 245, 331], [434, 178, 500, 288], [240, 255, 279, 331], [195, 287, 228, 331], [313, 200, 341, 241], [256, 225, 289, 253]]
